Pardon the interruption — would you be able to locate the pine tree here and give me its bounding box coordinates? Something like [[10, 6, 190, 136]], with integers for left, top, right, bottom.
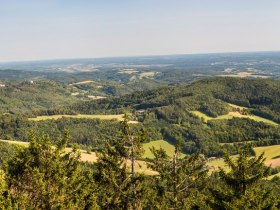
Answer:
[[6, 131, 98, 209], [148, 145, 208, 209], [209, 147, 272, 209], [94, 115, 146, 210]]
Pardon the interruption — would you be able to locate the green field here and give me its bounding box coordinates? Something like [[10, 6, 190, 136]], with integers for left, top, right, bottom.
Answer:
[[190, 111, 232, 121], [142, 140, 176, 159], [190, 110, 278, 126], [207, 155, 239, 172], [254, 145, 280, 161], [207, 144, 280, 173], [0, 139, 98, 164], [29, 114, 126, 122], [0, 139, 29, 147]]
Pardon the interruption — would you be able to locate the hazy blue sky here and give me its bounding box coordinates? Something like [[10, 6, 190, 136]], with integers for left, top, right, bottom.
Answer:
[[1, 0, 280, 62]]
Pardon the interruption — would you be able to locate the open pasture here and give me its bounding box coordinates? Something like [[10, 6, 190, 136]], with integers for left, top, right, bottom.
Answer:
[[29, 114, 126, 121], [227, 103, 247, 110], [71, 80, 95, 85], [142, 140, 176, 159], [190, 110, 278, 126], [139, 71, 157, 78]]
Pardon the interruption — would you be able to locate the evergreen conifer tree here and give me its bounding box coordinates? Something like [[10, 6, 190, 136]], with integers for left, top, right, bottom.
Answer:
[[209, 147, 272, 209], [94, 115, 146, 210], [149, 145, 208, 209], [6, 131, 97, 209]]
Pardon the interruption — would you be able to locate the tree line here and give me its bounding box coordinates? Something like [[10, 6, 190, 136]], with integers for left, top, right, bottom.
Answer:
[[0, 119, 280, 209]]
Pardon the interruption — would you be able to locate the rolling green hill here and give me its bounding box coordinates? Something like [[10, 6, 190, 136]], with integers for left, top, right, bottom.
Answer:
[[0, 81, 82, 114], [64, 78, 280, 157], [2, 77, 280, 158]]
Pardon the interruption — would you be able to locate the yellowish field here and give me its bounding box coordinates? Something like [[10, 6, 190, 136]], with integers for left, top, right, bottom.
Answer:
[[142, 140, 176, 159], [0, 139, 29, 147], [254, 145, 280, 161], [207, 155, 239, 172], [29, 114, 125, 121], [87, 95, 107, 100], [254, 145, 280, 169], [190, 110, 278, 125], [190, 111, 232, 122], [227, 103, 247, 110], [139, 71, 157, 78], [0, 140, 99, 163], [118, 69, 139, 74], [71, 92, 80, 96], [219, 72, 269, 79], [71, 80, 95, 85], [126, 160, 158, 175], [207, 145, 280, 173]]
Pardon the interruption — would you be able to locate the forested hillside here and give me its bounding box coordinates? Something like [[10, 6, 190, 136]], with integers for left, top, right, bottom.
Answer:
[[2, 78, 280, 158], [0, 81, 81, 114], [70, 77, 280, 118], [36, 77, 276, 156]]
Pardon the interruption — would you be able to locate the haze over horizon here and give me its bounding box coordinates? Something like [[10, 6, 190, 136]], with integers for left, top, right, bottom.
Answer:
[[1, 0, 280, 62]]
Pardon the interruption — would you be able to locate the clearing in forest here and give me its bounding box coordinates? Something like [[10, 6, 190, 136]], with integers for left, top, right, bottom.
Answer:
[[139, 71, 157, 78], [142, 140, 176, 159], [207, 144, 280, 172], [71, 80, 95, 85], [118, 69, 139, 74], [29, 114, 127, 122], [254, 145, 280, 168], [87, 95, 107, 100], [190, 110, 278, 126], [0, 139, 99, 163], [227, 103, 248, 110]]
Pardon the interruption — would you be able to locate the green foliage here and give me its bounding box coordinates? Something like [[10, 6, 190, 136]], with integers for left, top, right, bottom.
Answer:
[[148, 146, 208, 209], [5, 131, 98, 209], [209, 147, 272, 209], [0, 170, 12, 210], [94, 117, 146, 209], [0, 81, 83, 114], [0, 142, 22, 170], [65, 77, 280, 157]]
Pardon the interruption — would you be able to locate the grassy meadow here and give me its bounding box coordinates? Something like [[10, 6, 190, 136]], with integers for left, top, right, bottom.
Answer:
[[190, 110, 278, 126], [142, 140, 176, 159], [254, 145, 280, 161], [207, 144, 280, 173], [28, 114, 132, 122]]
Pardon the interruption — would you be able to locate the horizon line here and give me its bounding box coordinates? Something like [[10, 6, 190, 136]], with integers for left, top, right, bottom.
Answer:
[[1, 50, 280, 64]]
